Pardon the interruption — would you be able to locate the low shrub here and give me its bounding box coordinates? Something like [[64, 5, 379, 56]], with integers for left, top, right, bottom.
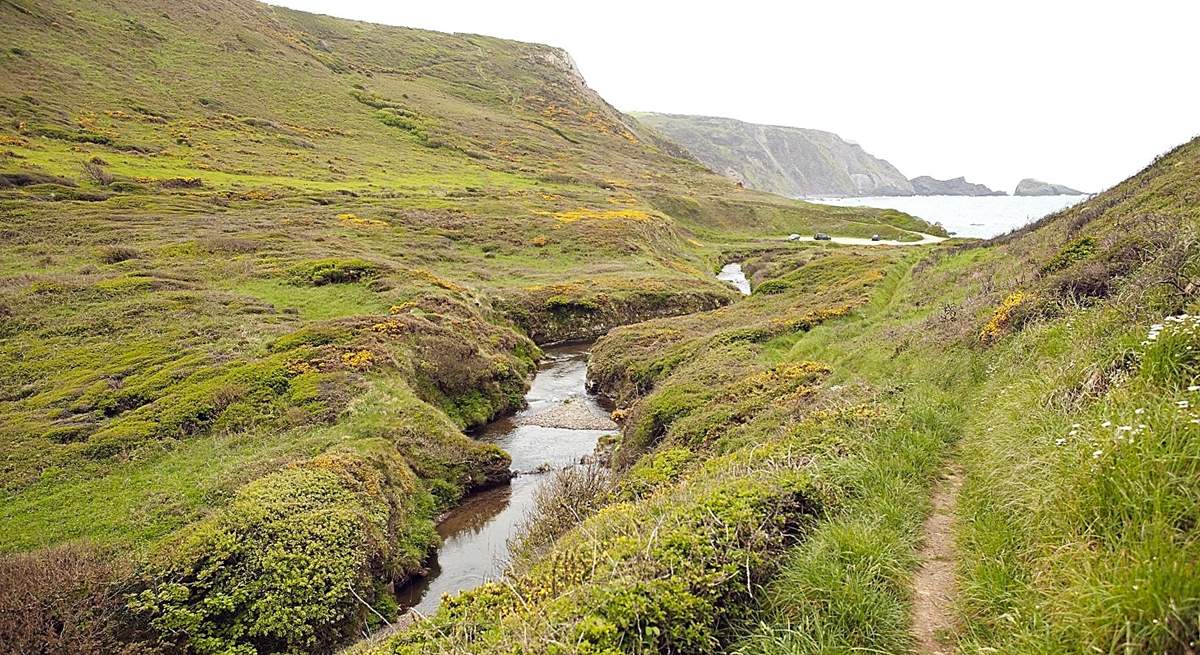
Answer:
[[509, 464, 615, 570], [619, 447, 696, 499], [270, 324, 350, 352], [132, 449, 437, 655], [288, 258, 381, 285], [158, 177, 203, 189], [0, 171, 76, 188], [753, 278, 792, 295], [81, 160, 113, 187], [979, 290, 1030, 344], [0, 543, 151, 655], [97, 245, 140, 264], [1040, 236, 1097, 275], [385, 457, 829, 654]]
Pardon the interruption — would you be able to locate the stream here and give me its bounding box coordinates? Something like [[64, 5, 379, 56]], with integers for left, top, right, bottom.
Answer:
[[397, 266, 748, 616], [395, 342, 616, 615], [718, 262, 751, 295]]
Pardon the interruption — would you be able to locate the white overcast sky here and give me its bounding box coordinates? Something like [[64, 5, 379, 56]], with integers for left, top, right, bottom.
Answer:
[[268, 0, 1197, 193]]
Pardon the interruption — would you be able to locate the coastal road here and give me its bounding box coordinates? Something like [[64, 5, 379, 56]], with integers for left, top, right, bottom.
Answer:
[[786, 232, 948, 246]]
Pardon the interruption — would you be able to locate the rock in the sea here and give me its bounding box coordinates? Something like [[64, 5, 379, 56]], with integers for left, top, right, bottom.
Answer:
[[1014, 178, 1085, 196], [909, 175, 1005, 196]]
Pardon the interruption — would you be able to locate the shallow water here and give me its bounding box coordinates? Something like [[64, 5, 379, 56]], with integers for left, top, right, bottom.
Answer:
[[718, 262, 751, 295], [806, 194, 1088, 239], [394, 343, 615, 615]]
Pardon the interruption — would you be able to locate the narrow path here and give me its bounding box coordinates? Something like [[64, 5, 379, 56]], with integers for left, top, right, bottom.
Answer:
[[912, 466, 962, 654]]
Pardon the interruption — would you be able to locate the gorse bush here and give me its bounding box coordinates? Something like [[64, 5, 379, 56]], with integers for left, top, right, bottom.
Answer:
[[132, 449, 436, 655], [979, 290, 1029, 343], [96, 244, 140, 264]]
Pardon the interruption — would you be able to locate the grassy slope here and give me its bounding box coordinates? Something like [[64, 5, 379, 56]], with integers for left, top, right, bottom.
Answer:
[[0, 0, 950, 653], [374, 139, 1200, 654]]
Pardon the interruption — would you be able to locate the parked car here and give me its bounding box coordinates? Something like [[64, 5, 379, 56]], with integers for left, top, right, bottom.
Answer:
[[814, 233, 832, 241], [871, 234, 882, 241], [787, 233, 802, 241]]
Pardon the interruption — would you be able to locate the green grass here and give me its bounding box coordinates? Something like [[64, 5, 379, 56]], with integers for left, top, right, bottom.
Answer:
[[373, 137, 1200, 654], [3, 0, 1197, 653]]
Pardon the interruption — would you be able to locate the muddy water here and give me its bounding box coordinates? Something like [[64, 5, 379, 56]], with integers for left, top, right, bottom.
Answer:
[[395, 342, 616, 615], [718, 262, 751, 295]]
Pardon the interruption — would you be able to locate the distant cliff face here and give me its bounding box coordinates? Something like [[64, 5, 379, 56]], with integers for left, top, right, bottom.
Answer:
[[909, 175, 1004, 196], [1014, 178, 1086, 196], [634, 113, 914, 197]]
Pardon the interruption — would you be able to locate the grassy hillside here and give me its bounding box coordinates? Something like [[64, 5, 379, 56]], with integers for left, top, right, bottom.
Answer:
[[4, 1, 1193, 654], [368, 139, 1200, 654], [0, 1, 947, 653]]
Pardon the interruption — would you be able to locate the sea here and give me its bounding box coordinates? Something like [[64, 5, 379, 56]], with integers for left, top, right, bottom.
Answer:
[[806, 194, 1089, 239]]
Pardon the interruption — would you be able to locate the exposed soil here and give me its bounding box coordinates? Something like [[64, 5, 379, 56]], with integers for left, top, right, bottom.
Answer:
[[912, 466, 963, 654]]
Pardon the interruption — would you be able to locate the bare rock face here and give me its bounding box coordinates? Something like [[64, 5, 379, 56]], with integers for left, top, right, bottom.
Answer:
[[1014, 178, 1086, 196], [909, 175, 1005, 196], [633, 113, 914, 197]]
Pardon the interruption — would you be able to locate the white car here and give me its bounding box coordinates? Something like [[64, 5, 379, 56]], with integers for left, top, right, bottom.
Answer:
[[786, 233, 802, 241]]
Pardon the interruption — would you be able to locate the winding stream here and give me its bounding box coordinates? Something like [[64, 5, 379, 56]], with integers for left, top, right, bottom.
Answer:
[[398, 268, 751, 616], [395, 343, 616, 615]]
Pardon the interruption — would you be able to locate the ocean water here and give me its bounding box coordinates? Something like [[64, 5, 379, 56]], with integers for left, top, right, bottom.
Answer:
[[807, 194, 1089, 239]]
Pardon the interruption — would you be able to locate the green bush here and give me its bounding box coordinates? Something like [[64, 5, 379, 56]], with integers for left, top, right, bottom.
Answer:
[[619, 447, 696, 499], [132, 449, 437, 655], [753, 279, 792, 295], [287, 258, 381, 286], [1041, 236, 1097, 274]]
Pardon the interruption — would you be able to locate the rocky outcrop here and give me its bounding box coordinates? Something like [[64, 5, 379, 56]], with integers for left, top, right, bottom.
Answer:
[[909, 175, 1005, 196], [633, 113, 914, 197], [1014, 178, 1086, 196]]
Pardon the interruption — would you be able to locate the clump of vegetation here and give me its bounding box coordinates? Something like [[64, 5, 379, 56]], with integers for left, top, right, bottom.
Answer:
[[0, 544, 149, 654], [158, 177, 203, 188], [96, 245, 140, 264], [1138, 314, 1200, 388], [979, 290, 1030, 343], [81, 159, 113, 186], [131, 449, 437, 655], [386, 452, 829, 654], [288, 258, 382, 285], [1041, 235, 1097, 274]]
